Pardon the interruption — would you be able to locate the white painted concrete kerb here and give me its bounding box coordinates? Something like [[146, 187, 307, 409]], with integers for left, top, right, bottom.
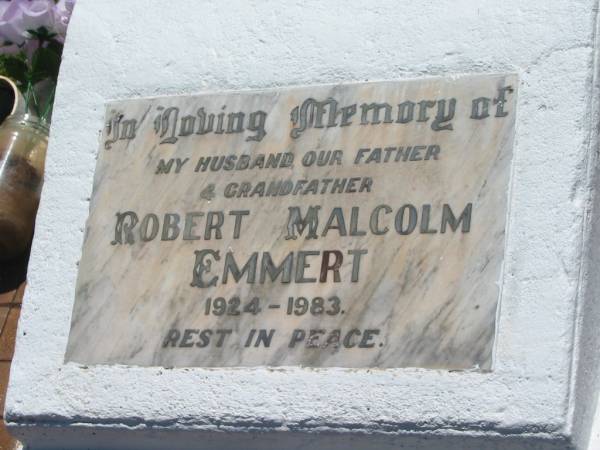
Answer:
[[5, 1, 600, 449]]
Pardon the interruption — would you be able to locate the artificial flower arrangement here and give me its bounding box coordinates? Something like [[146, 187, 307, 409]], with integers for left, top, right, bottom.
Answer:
[[0, 0, 74, 123], [0, 1, 74, 262]]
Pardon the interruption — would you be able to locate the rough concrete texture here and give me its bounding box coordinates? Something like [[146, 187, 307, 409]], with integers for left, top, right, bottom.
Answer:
[[4, 0, 600, 448]]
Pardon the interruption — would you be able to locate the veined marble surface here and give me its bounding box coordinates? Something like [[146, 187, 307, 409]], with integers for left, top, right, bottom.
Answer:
[[65, 74, 516, 369]]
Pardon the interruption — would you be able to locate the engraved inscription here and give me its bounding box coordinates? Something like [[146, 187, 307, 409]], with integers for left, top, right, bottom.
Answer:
[[66, 75, 517, 369]]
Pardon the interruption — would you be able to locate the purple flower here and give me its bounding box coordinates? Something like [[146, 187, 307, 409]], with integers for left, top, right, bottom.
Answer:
[[63, 0, 75, 13], [0, 1, 27, 46], [19, 0, 56, 36], [0, 0, 75, 46], [53, 0, 75, 42]]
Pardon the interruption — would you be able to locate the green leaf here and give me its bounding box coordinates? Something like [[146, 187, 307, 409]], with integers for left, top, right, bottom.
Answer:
[[46, 39, 64, 57], [27, 26, 57, 42], [0, 55, 28, 88], [30, 47, 61, 85]]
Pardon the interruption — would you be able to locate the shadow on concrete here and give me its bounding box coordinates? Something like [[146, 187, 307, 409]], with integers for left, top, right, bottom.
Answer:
[[0, 243, 30, 294]]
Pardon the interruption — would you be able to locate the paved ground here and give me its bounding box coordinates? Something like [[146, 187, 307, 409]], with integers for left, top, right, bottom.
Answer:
[[0, 283, 24, 450]]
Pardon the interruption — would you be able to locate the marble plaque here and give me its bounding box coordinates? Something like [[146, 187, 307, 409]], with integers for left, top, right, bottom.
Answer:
[[66, 74, 516, 369]]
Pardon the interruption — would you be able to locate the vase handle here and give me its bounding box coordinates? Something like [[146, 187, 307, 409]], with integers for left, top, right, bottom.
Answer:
[[0, 76, 27, 122]]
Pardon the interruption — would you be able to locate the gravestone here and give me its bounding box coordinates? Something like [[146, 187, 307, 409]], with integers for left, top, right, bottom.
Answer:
[[5, 1, 600, 449], [66, 75, 515, 369]]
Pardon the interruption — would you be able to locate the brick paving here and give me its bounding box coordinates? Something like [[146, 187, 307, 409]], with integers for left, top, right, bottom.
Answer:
[[0, 284, 23, 450]]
